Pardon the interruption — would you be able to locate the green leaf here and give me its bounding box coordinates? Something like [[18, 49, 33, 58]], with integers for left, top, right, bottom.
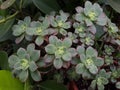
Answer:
[[100, 77, 108, 85], [53, 58, 63, 69], [84, 1, 92, 15], [116, 82, 120, 89], [90, 80, 96, 90], [30, 70, 41, 81], [44, 54, 54, 63], [0, 70, 24, 90], [68, 48, 77, 57], [29, 61, 38, 72], [8, 55, 20, 68], [63, 38, 72, 48], [17, 48, 27, 58], [77, 46, 85, 55], [45, 44, 56, 54], [0, 0, 16, 9], [0, 51, 9, 70], [89, 65, 98, 74], [32, 0, 60, 14], [27, 43, 35, 53], [86, 47, 98, 58], [0, 18, 14, 42], [107, 0, 120, 13], [49, 36, 58, 45], [62, 52, 71, 61], [99, 69, 111, 78], [30, 50, 40, 61], [59, 28, 67, 36], [76, 63, 85, 74], [40, 80, 67, 90], [19, 70, 28, 82], [97, 84, 104, 90], [35, 36, 44, 46], [94, 57, 104, 67]]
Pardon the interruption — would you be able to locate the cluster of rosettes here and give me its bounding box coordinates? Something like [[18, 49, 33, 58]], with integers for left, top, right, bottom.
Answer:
[[9, 1, 120, 90], [8, 44, 41, 82]]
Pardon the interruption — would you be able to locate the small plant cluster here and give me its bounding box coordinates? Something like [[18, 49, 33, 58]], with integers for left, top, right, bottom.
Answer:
[[8, 1, 120, 90]]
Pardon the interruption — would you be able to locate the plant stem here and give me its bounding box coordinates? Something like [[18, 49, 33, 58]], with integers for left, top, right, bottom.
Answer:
[[0, 11, 19, 24], [19, 0, 23, 11], [24, 79, 31, 90], [98, 40, 104, 55]]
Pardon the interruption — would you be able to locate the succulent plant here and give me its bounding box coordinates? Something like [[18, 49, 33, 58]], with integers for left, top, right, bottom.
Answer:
[[45, 36, 76, 69], [110, 66, 120, 83], [73, 22, 86, 38], [104, 45, 114, 55], [6, 1, 120, 89], [116, 82, 120, 89], [54, 71, 64, 83], [90, 69, 111, 90], [73, 22, 96, 36], [76, 46, 104, 75], [8, 43, 41, 82], [67, 32, 78, 43], [50, 10, 71, 36], [104, 55, 113, 65], [12, 16, 32, 43], [75, 1, 107, 27], [27, 17, 49, 46], [105, 20, 118, 36], [80, 33, 95, 46]]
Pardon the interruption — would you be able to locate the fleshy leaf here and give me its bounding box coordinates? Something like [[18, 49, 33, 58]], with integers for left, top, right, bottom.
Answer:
[[77, 46, 85, 55], [89, 65, 98, 74], [35, 36, 44, 46], [29, 61, 38, 72], [17, 48, 27, 58], [62, 52, 71, 61], [31, 70, 41, 81], [76, 63, 85, 74], [19, 70, 28, 82], [63, 38, 72, 48], [30, 50, 40, 61], [53, 58, 63, 69], [86, 47, 98, 58], [116, 82, 120, 89], [49, 36, 58, 45], [45, 44, 56, 54]]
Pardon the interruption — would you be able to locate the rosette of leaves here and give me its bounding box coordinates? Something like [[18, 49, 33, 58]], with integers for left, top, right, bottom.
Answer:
[[67, 32, 78, 43], [12, 16, 32, 43], [110, 66, 120, 83], [104, 56, 113, 65], [104, 20, 118, 36], [73, 22, 96, 36], [73, 22, 86, 38], [27, 18, 49, 46], [90, 69, 111, 90], [54, 71, 64, 83], [45, 36, 76, 69], [8, 44, 41, 82], [74, 1, 107, 26], [80, 33, 95, 46], [50, 10, 71, 36], [104, 45, 114, 55], [76, 46, 104, 75]]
